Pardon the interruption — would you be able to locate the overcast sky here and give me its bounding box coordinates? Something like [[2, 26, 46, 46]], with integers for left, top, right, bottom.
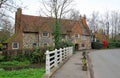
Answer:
[[17, 0, 120, 18]]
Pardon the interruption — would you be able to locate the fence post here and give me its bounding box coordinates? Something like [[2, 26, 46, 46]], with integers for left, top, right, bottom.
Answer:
[[55, 49, 58, 67], [59, 48, 62, 63], [67, 47, 70, 58], [65, 48, 67, 58], [63, 48, 65, 60], [70, 47, 73, 56], [45, 50, 50, 75], [68, 47, 70, 57], [71, 47, 73, 55], [69, 47, 71, 56], [65, 47, 67, 58]]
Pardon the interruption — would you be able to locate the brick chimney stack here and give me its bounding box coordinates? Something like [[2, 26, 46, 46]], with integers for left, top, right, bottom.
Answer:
[[79, 15, 82, 22], [83, 15, 87, 26], [15, 8, 22, 33]]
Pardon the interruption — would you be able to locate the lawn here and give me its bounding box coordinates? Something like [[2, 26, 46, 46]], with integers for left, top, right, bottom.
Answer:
[[0, 68, 45, 78]]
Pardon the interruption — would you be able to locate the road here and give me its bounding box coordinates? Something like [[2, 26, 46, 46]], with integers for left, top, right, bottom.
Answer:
[[89, 49, 120, 78]]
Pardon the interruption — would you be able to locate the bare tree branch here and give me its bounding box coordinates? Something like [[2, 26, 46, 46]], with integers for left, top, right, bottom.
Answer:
[[39, 0, 73, 19]]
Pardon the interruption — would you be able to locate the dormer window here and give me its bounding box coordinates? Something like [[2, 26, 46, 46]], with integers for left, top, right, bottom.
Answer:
[[42, 32, 49, 37]]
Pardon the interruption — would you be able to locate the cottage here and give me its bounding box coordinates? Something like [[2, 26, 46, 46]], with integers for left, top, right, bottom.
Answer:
[[5, 8, 91, 50]]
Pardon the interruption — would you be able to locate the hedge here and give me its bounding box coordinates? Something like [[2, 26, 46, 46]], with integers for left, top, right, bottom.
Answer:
[[91, 42, 104, 49], [108, 41, 120, 48]]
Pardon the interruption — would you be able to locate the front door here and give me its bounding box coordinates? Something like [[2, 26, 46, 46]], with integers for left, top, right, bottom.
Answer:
[[75, 44, 79, 51]]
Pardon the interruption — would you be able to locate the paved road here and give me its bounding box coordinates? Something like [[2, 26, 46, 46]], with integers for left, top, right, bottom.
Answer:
[[89, 49, 120, 78], [51, 51, 88, 78]]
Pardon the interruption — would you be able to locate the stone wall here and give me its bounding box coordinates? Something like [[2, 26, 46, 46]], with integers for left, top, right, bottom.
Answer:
[[23, 33, 54, 49], [39, 36, 54, 47], [23, 33, 39, 49], [85, 36, 91, 49], [23, 32, 91, 49]]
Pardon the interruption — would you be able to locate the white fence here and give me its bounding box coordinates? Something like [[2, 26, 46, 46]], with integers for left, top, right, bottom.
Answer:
[[45, 47, 73, 76]]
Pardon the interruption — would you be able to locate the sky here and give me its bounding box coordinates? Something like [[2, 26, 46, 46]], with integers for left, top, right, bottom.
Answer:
[[19, 0, 120, 18]]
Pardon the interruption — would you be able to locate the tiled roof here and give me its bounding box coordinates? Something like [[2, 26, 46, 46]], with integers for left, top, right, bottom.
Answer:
[[21, 15, 53, 33], [20, 14, 90, 35]]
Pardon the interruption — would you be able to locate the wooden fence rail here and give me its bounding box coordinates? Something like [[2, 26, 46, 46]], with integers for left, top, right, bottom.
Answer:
[[45, 47, 73, 76]]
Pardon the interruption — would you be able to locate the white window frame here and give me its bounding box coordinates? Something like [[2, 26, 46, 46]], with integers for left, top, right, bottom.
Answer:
[[82, 35, 86, 40], [74, 34, 79, 38], [12, 42, 19, 49], [42, 32, 49, 37], [32, 43, 37, 47], [81, 43, 85, 47]]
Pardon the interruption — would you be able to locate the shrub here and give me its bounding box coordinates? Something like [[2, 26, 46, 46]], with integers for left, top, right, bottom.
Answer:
[[0, 55, 4, 62], [91, 42, 103, 49], [116, 42, 120, 47], [108, 41, 120, 48], [0, 44, 2, 51], [12, 54, 28, 62], [82, 51, 86, 56], [46, 45, 55, 51], [56, 41, 74, 49], [108, 42, 116, 48], [2, 48, 46, 64], [31, 47, 45, 64]]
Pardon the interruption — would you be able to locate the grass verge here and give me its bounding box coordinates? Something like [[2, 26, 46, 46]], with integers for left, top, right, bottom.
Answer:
[[0, 68, 45, 78]]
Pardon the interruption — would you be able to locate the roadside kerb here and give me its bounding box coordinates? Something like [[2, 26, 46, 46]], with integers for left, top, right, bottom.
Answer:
[[87, 52, 95, 78]]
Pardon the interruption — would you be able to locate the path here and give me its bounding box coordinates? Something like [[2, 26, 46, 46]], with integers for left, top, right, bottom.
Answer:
[[51, 51, 88, 78]]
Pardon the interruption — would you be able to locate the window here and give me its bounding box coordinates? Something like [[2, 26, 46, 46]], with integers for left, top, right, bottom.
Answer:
[[81, 43, 85, 47], [74, 34, 79, 38], [33, 43, 37, 47], [42, 32, 49, 37], [82, 36, 86, 40], [44, 43, 47, 46], [12, 42, 19, 49]]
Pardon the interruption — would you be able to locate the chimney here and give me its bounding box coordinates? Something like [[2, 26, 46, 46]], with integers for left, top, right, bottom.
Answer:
[[83, 14, 87, 25], [79, 15, 82, 22], [15, 8, 22, 33]]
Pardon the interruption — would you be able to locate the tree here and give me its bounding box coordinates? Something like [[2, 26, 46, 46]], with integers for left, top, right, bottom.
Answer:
[[88, 10, 120, 41], [88, 11, 99, 42], [0, 0, 23, 18], [0, 0, 24, 31], [104, 11, 110, 38], [0, 29, 10, 43], [40, 0, 73, 18], [0, 17, 13, 32], [88, 12, 99, 33], [0, 17, 13, 43], [110, 11, 120, 40], [68, 9, 80, 20], [99, 11, 110, 40], [0, 0, 24, 43], [40, 0, 73, 48]]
